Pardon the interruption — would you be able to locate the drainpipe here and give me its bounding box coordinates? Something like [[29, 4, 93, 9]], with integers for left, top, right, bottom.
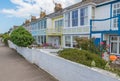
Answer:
[[90, 19, 92, 38], [118, 15, 120, 35]]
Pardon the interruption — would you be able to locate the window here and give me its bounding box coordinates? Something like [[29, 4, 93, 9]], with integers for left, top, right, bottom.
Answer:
[[44, 20, 46, 28], [80, 7, 88, 26], [33, 36, 37, 43], [113, 3, 120, 28], [111, 42, 117, 53], [38, 20, 46, 29], [65, 12, 70, 27], [38, 35, 46, 44], [55, 19, 63, 32], [72, 10, 78, 26], [38, 21, 41, 30], [38, 36, 41, 44], [65, 36, 71, 47], [72, 36, 78, 47], [55, 19, 63, 28], [110, 36, 120, 54]]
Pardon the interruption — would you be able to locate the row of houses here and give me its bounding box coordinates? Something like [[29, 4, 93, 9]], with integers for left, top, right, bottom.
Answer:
[[22, 0, 120, 55]]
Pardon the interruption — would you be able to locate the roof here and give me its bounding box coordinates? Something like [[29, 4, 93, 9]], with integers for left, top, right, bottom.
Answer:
[[47, 10, 63, 18], [23, 0, 110, 25], [64, 0, 110, 11]]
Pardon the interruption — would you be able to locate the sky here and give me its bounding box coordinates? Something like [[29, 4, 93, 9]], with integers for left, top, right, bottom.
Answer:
[[0, 0, 80, 33]]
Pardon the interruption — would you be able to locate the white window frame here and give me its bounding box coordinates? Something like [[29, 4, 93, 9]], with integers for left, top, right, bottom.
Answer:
[[110, 36, 120, 55]]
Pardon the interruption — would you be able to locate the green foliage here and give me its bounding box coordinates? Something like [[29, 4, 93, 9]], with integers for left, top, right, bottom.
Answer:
[[10, 26, 34, 47], [2, 33, 10, 45], [105, 62, 111, 70], [58, 48, 106, 69], [75, 37, 100, 54]]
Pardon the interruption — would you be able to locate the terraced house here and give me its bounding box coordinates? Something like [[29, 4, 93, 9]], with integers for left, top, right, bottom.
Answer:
[[91, 0, 120, 55], [23, 0, 120, 53], [23, 2, 63, 47]]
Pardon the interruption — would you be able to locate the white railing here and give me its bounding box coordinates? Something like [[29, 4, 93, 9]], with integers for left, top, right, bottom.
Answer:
[[47, 28, 62, 35], [8, 41, 119, 81], [63, 26, 90, 34]]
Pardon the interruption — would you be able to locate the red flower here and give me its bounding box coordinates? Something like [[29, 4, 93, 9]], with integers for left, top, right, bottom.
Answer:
[[100, 42, 104, 45]]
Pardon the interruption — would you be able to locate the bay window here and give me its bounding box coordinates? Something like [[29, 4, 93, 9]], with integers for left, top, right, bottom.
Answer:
[[65, 36, 71, 47], [113, 2, 120, 28], [72, 10, 78, 26], [65, 12, 70, 27], [80, 7, 88, 26]]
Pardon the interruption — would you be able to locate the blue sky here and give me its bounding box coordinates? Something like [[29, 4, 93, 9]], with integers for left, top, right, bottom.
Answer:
[[0, 0, 80, 34], [0, 0, 24, 33]]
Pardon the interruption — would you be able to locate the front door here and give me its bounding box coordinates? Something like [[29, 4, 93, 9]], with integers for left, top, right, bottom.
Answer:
[[54, 37, 60, 47]]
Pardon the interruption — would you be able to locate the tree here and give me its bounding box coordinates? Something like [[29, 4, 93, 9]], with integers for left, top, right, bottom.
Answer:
[[2, 33, 10, 45], [10, 26, 34, 47]]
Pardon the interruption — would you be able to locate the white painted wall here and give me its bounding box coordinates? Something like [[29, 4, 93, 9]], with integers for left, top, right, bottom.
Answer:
[[47, 18, 52, 28], [95, 5, 111, 19], [92, 4, 111, 31], [8, 41, 119, 81]]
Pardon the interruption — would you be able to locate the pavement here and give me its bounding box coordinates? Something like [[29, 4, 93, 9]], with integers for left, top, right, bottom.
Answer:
[[0, 45, 58, 81]]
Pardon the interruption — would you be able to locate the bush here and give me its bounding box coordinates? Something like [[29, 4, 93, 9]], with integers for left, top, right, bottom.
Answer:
[[2, 33, 10, 45], [75, 37, 100, 54], [10, 26, 34, 47], [58, 48, 106, 69]]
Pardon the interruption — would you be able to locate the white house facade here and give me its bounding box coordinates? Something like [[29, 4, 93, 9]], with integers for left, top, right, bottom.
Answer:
[[22, 0, 119, 50], [91, 0, 120, 55]]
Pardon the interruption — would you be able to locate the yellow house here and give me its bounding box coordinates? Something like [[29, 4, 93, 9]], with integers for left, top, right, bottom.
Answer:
[[46, 3, 63, 48]]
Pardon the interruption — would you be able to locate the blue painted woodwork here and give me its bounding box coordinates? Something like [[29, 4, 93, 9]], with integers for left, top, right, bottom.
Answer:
[[94, 38, 100, 47]]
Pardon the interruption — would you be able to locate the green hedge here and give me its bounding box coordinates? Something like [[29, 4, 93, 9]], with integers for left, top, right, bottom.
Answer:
[[58, 48, 106, 69], [10, 27, 34, 47], [2, 33, 10, 45]]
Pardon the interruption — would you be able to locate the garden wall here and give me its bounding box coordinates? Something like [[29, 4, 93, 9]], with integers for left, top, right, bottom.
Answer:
[[8, 41, 119, 81]]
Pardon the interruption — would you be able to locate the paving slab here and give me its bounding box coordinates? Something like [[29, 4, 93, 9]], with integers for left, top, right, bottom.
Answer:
[[0, 46, 58, 81]]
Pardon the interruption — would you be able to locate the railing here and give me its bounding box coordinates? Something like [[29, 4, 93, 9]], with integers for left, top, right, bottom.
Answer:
[[63, 26, 90, 34], [46, 28, 62, 35], [91, 15, 120, 32]]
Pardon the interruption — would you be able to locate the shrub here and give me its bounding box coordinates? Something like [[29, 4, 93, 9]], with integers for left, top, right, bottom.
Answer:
[[75, 37, 100, 54], [10, 26, 34, 47], [2, 33, 10, 45], [58, 48, 107, 69]]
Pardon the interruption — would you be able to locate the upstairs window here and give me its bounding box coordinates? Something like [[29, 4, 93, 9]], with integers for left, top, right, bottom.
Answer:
[[80, 7, 88, 26], [113, 3, 120, 28], [55, 19, 63, 28], [55, 19, 63, 32], [72, 10, 78, 27], [65, 12, 70, 27], [39, 19, 46, 29]]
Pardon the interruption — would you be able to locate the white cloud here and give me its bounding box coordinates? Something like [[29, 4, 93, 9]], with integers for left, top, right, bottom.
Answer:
[[1, 0, 81, 18]]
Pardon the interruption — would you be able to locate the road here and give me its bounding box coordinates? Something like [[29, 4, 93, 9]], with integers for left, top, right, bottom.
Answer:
[[0, 45, 58, 81]]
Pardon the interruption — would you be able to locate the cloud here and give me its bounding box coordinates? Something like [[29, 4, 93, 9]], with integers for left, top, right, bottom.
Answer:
[[1, 0, 80, 18]]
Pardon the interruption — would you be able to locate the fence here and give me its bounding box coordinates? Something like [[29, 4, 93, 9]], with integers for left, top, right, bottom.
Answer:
[[8, 41, 119, 81]]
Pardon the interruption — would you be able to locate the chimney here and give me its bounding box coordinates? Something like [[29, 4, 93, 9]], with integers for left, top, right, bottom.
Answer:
[[31, 16, 36, 21], [40, 11, 46, 18], [25, 20, 30, 24], [54, 3, 62, 12], [53, 0, 62, 12]]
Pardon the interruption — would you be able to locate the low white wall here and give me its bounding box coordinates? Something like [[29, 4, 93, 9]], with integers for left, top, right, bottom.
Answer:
[[8, 41, 119, 81]]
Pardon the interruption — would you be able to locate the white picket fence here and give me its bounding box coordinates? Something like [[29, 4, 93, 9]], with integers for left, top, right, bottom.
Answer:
[[8, 41, 119, 81]]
